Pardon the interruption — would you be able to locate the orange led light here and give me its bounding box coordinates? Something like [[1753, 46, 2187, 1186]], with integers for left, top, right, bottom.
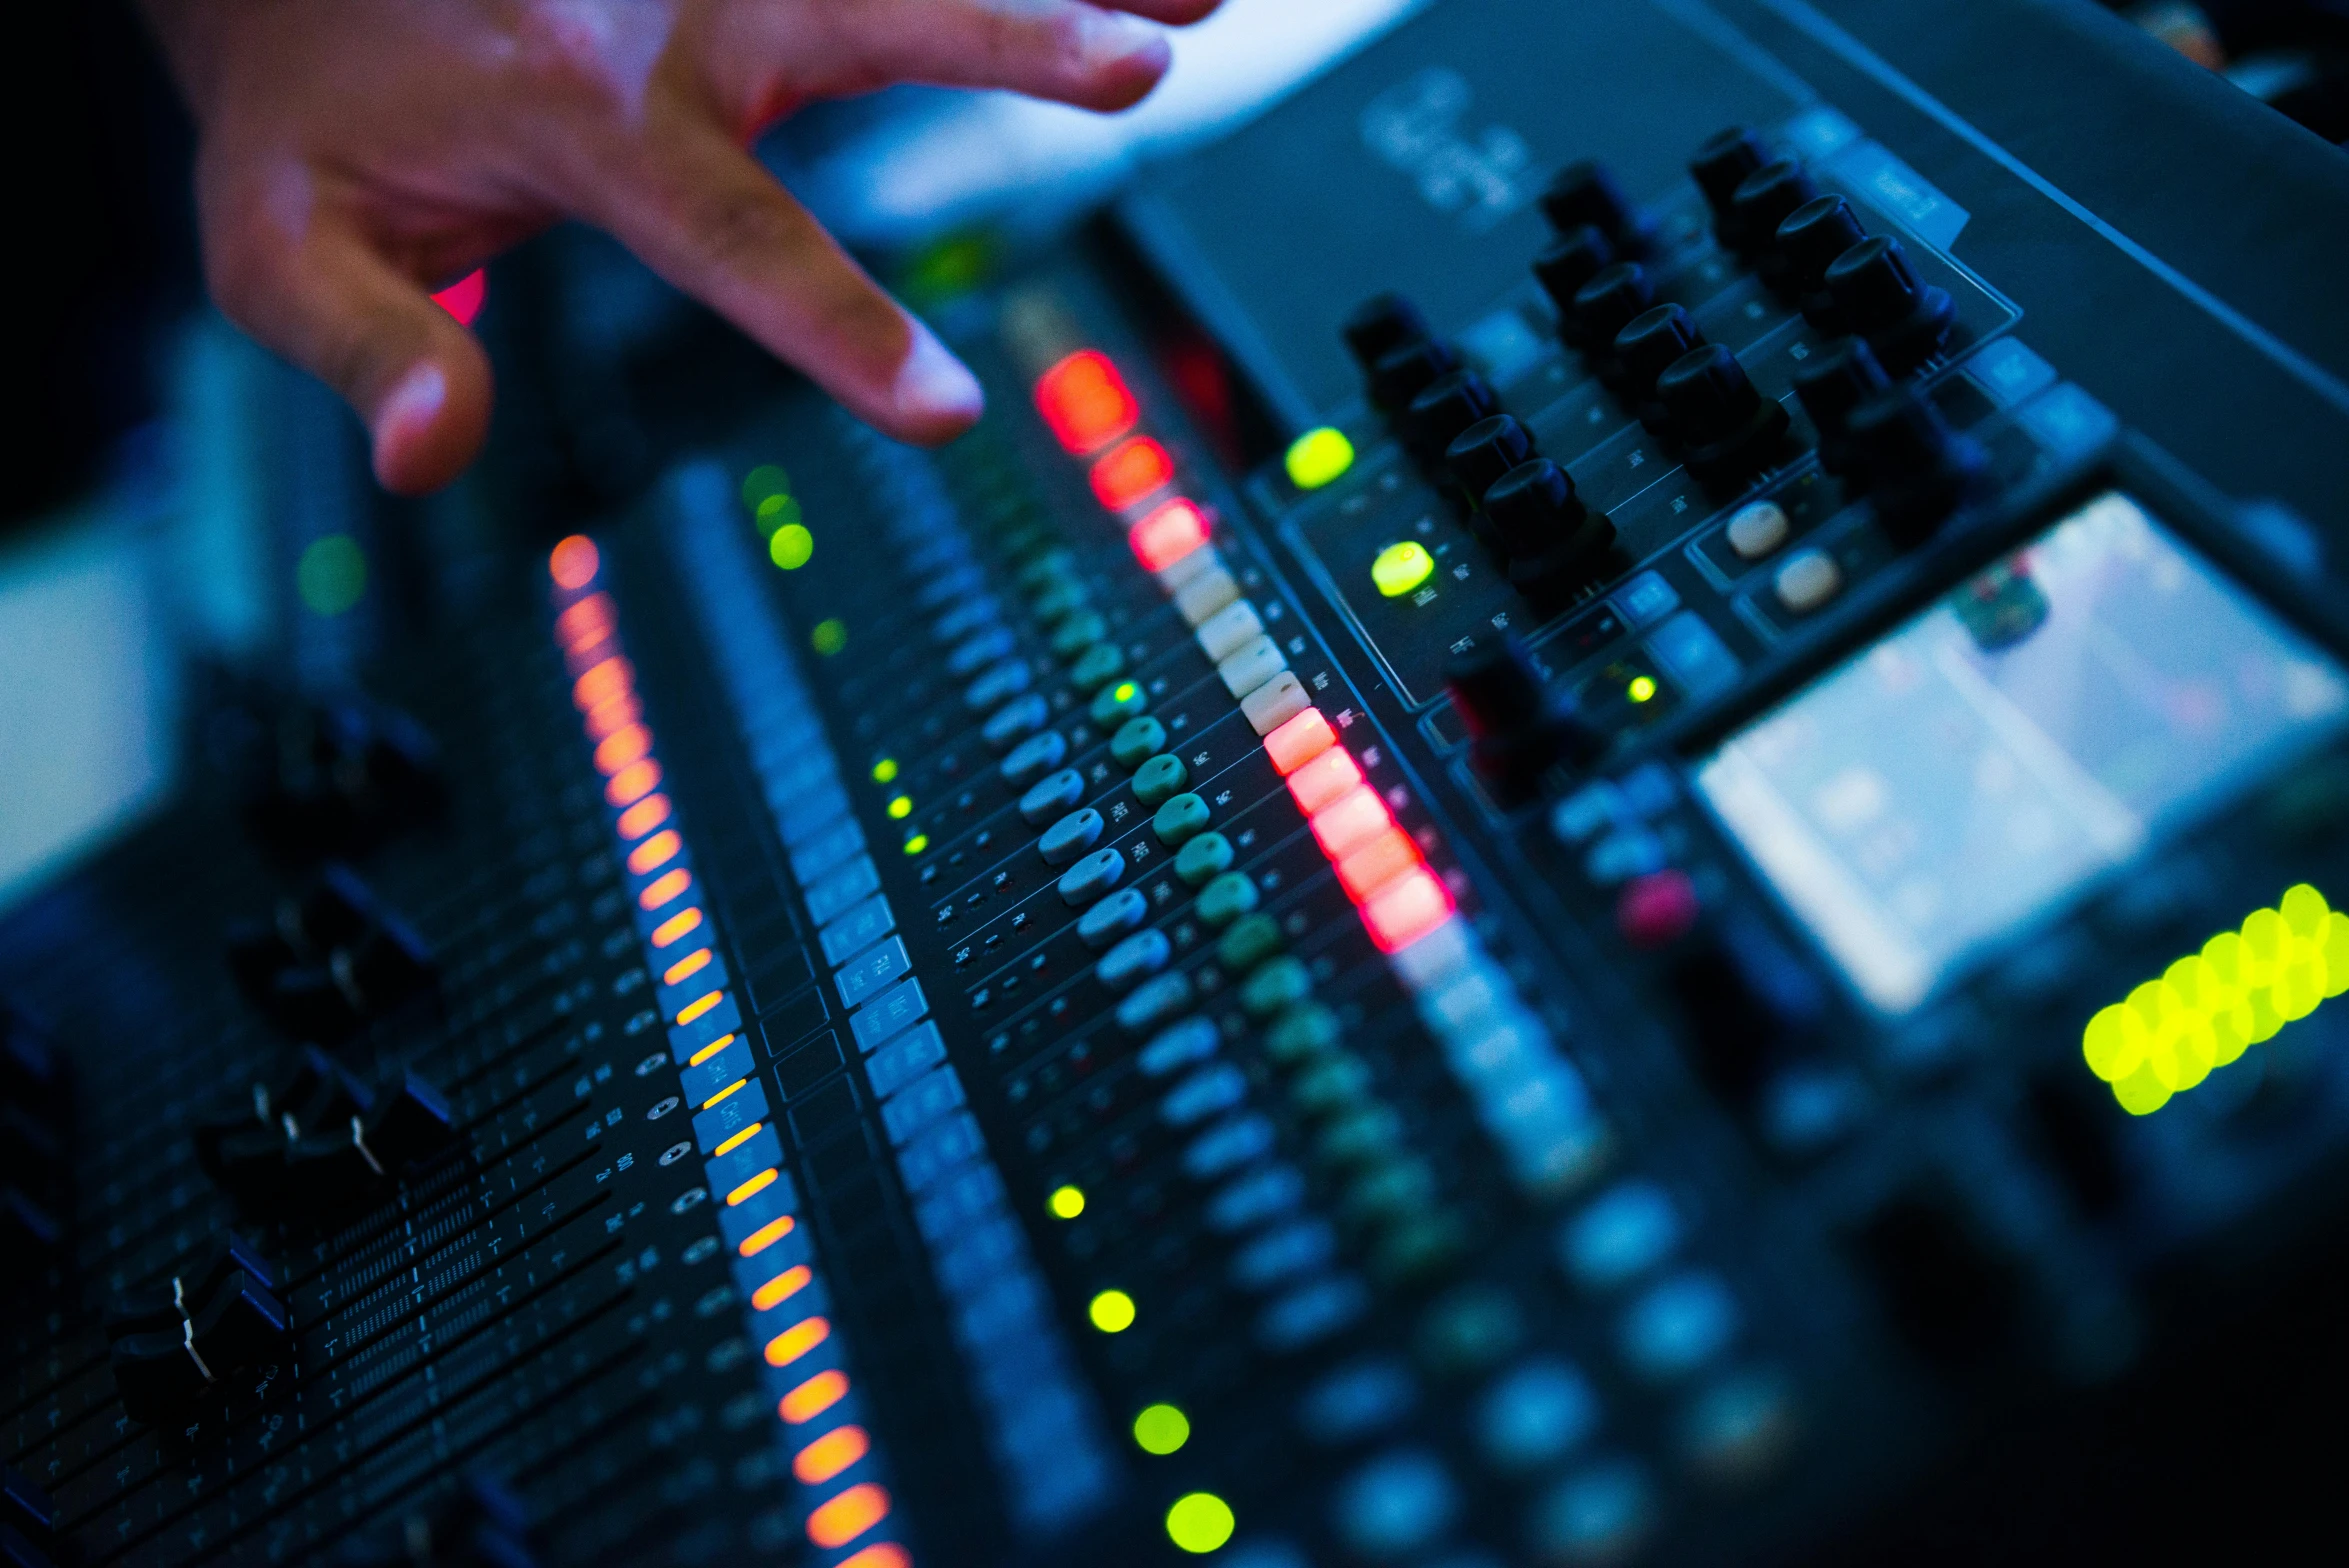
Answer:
[[1310, 785, 1394, 861], [649, 906, 703, 948], [837, 1547, 912, 1568], [764, 1315, 832, 1367], [1130, 498, 1211, 574], [573, 656, 634, 712], [1287, 746, 1364, 816], [1034, 350, 1137, 454], [752, 1264, 813, 1312], [807, 1483, 891, 1550], [584, 691, 643, 740], [549, 535, 601, 591], [687, 1034, 733, 1068], [740, 1214, 797, 1257], [1090, 436, 1174, 511], [594, 724, 653, 776], [794, 1424, 870, 1485], [713, 1121, 762, 1158], [627, 829, 682, 876], [780, 1369, 850, 1424], [727, 1167, 779, 1206], [617, 794, 672, 841], [1264, 707, 1337, 775], [564, 636, 621, 678], [555, 593, 615, 651], [1362, 867, 1455, 954], [606, 759, 662, 808], [676, 990, 724, 1027], [662, 948, 713, 988], [638, 868, 692, 910], [1337, 828, 1423, 903]]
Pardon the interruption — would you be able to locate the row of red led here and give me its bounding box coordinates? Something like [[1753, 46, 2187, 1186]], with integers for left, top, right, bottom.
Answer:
[[546, 536, 910, 1568], [1032, 349, 1457, 954]]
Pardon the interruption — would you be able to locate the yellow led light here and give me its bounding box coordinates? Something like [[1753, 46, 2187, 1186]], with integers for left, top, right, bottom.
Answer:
[[726, 1167, 779, 1206], [1165, 1492, 1235, 1554], [887, 795, 913, 820], [1112, 681, 1138, 704], [1370, 540, 1435, 599], [903, 834, 930, 855], [757, 493, 802, 532], [1132, 1403, 1190, 1455], [1088, 1289, 1136, 1333], [1285, 427, 1355, 491], [1628, 675, 1658, 704], [1048, 1185, 1086, 1220], [712, 1122, 762, 1158], [872, 758, 900, 785], [770, 522, 814, 570], [812, 618, 848, 656]]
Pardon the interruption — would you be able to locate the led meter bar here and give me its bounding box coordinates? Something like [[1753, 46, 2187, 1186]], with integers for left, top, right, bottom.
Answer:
[[547, 537, 911, 1568]]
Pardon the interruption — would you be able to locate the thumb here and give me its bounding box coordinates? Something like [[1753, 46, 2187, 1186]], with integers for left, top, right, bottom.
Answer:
[[204, 189, 494, 494]]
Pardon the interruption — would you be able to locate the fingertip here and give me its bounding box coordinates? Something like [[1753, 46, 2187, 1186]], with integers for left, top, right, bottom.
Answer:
[[369, 349, 493, 494], [1068, 10, 1174, 111], [885, 321, 985, 446]]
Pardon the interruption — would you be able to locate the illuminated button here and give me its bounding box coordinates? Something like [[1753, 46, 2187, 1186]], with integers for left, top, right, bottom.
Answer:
[[1619, 1271, 1739, 1381], [769, 522, 814, 570], [806, 1482, 890, 1549], [779, 1369, 849, 1423], [1089, 1289, 1137, 1332], [1019, 767, 1085, 827], [1196, 872, 1259, 928], [1000, 729, 1068, 788], [1070, 642, 1126, 693], [1196, 599, 1265, 664], [1263, 708, 1337, 777], [1098, 930, 1173, 991], [1133, 1402, 1191, 1454], [1153, 793, 1211, 847], [751, 1265, 813, 1312], [1362, 869, 1454, 953], [1477, 1357, 1599, 1473], [1560, 1180, 1681, 1292], [763, 1315, 831, 1367], [1077, 887, 1149, 950], [1242, 671, 1311, 735], [616, 793, 671, 840], [1057, 847, 1128, 906], [1286, 426, 1355, 490], [741, 464, 790, 509], [1092, 434, 1176, 510], [1131, 498, 1212, 574], [1241, 956, 1313, 1019], [1089, 679, 1150, 731], [982, 692, 1050, 751], [1132, 753, 1189, 808], [1110, 715, 1169, 770], [1039, 807, 1104, 866], [1310, 786, 1394, 860], [1049, 1184, 1087, 1219], [1531, 1460, 1654, 1564], [1217, 635, 1288, 700], [794, 1424, 871, 1485], [1725, 500, 1790, 560], [1217, 913, 1284, 973], [1166, 1492, 1236, 1555], [1337, 829, 1422, 903], [1371, 541, 1437, 599], [1332, 1449, 1456, 1560], [1174, 831, 1235, 887], [1035, 350, 1138, 454], [1772, 548, 1842, 614]]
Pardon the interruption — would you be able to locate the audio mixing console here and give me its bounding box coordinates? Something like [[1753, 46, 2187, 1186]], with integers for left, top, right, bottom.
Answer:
[[8, 0, 2349, 1564]]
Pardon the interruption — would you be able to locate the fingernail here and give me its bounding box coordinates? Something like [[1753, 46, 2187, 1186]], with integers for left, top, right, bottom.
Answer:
[[891, 321, 984, 429], [1075, 10, 1169, 71], [373, 362, 447, 460]]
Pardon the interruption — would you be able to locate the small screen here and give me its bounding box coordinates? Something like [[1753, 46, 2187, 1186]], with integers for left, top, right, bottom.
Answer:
[[1694, 493, 2349, 1015]]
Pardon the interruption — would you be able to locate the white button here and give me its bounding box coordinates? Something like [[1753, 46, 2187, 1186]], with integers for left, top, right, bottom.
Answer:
[[1241, 670, 1310, 734], [1174, 567, 1240, 626], [1216, 634, 1287, 700], [1772, 548, 1842, 614], [1195, 598, 1264, 663], [1725, 500, 1789, 560]]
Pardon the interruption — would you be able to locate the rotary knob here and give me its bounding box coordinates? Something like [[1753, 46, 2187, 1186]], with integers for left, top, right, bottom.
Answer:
[[1445, 639, 1605, 804], [1729, 160, 1821, 291], [1790, 337, 1892, 477], [1775, 194, 1867, 330], [1406, 370, 1500, 462], [1370, 339, 1460, 414], [1539, 160, 1654, 256], [1446, 414, 1537, 506], [1657, 345, 1790, 483], [1484, 459, 1616, 602], [1690, 127, 1772, 254], [1571, 264, 1655, 378], [1533, 226, 1617, 345], [1823, 237, 1955, 373], [1342, 292, 1431, 372], [1843, 388, 1987, 539], [1614, 304, 1705, 424]]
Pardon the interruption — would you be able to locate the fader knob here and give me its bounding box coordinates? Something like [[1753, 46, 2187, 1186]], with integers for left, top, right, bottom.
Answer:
[[1571, 264, 1655, 379], [1657, 345, 1789, 482], [1729, 160, 1821, 290], [1539, 160, 1653, 255], [1445, 415, 1537, 506], [1343, 293, 1431, 371], [1371, 339, 1460, 413], [1843, 389, 1987, 539], [1691, 127, 1772, 253], [1790, 338, 1892, 476], [1484, 459, 1616, 601], [1614, 305, 1705, 420], [1823, 237, 1955, 373], [1445, 639, 1605, 804], [1533, 226, 1617, 343], [1775, 195, 1867, 329], [1405, 370, 1500, 461]]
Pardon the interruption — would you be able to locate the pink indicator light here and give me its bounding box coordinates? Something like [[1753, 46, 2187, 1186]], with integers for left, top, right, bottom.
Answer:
[[1336, 828, 1423, 904], [1034, 350, 1138, 454], [433, 269, 487, 326], [1089, 436, 1174, 511], [1129, 498, 1211, 573], [1263, 707, 1337, 775], [1309, 785, 1393, 861], [1362, 867, 1455, 953], [1286, 746, 1363, 816]]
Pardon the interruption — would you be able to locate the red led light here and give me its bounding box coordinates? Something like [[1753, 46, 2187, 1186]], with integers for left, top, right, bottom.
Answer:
[[549, 535, 600, 591], [1089, 436, 1173, 511], [555, 592, 614, 652], [1263, 707, 1337, 775], [433, 268, 487, 327], [1309, 785, 1393, 861], [573, 656, 635, 712], [1287, 746, 1364, 816], [1362, 867, 1455, 953], [1034, 350, 1138, 454], [1336, 827, 1423, 904], [1129, 498, 1211, 574]]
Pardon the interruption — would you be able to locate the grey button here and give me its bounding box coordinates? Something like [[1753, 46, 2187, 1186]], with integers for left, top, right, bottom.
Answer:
[[1057, 847, 1127, 907], [1139, 1016, 1218, 1078], [1153, 792, 1211, 847], [1097, 929, 1172, 991], [1076, 887, 1148, 950], [1773, 548, 1842, 614], [1038, 807, 1103, 866], [966, 659, 1033, 711], [947, 625, 1016, 677], [982, 692, 1049, 751], [1019, 767, 1085, 826], [1000, 729, 1068, 788], [1133, 753, 1188, 807]]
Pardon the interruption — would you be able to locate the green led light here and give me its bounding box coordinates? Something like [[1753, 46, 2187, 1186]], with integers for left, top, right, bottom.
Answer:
[[296, 534, 367, 617], [1166, 1493, 1235, 1555], [2082, 883, 2348, 1115], [887, 795, 913, 820], [1628, 675, 1658, 704], [871, 758, 899, 784], [1371, 540, 1436, 599], [1132, 1403, 1190, 1455], [811, 618, 847, 656], [1285, 427, 1355, 491], [1088, 1289, 1136, 1333], [756, 492, 802, 534], [1048, 1184, 1085, 1219], [769, 522, 814, 571], [741, 464, 791, 511], [902, 833, 929, 856]]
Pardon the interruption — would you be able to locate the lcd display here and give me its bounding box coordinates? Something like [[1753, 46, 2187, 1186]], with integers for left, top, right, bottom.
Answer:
[[1694, 493, 2349, 1015]]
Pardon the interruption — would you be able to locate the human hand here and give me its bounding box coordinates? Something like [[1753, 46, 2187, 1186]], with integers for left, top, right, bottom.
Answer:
[[141, 0, 1220, 493]]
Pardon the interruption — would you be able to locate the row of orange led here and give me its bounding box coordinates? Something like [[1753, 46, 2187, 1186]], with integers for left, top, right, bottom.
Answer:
[[1032, 349, 1459, 955], [547, 535, 909, 1568]]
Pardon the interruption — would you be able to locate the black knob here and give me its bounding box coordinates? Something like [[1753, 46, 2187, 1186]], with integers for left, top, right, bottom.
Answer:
[[1791, 338, 1892, 476], [1729, 160, 1821, 290], [283, 1071, 457, 1215], [1484, 459, 1617, 601], [1691, 127, 1771, 252], [1657, 345, 1790, 482], [104, 1234, 277, 1341], [1570, 264, 1655, 373], [1823, 237, 1955, 373], [189, 1270, 291, 1373], [1446, 414, 1537, 506], [1446, 640, 1605, 803], [1666, 917, 1820, 1101], [1843, 389, 1986, 538], [1405, 370, 1500, 461], [1533, 226, 1617, 343], [4, 1464, 56, 1547], [244, 699, 445, 860], [364, 1071, 458, 1168], [109, 1271, 289, 1424], [1614, 304, 1705, 418], [380, 1473, 539, 1568], [1342, 293, 1430, 372], [1776, 195, 1867, 328], [1539, 160, 1653, 255], [1370, 339, 1459, 413]]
